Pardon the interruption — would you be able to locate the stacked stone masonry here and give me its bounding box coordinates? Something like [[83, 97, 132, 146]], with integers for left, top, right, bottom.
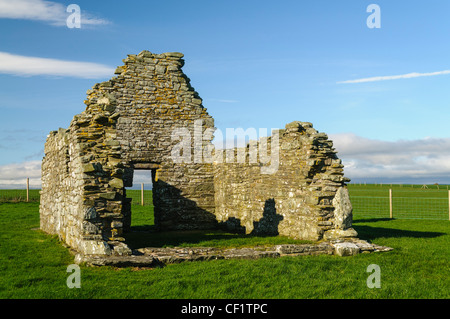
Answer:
[[40, 50, 370, 261]]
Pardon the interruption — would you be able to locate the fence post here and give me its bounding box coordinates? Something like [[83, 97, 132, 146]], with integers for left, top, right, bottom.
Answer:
[[141, 183, 144, 206], [389, 188, 393, 219], [26, 178, 29, 202], [448, 190, 450, 221]]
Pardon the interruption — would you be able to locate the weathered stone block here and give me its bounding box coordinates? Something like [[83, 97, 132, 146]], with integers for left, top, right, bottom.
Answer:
[[82, 163, 96, 173], [332, 187, 353, 230], [323, 228, 358, 240], [80, 240, 111, 255], [99, 192, 117, 200], [84, 207, 97, 220], [333, 242, 360, 257], [109, 178, 124, 189]]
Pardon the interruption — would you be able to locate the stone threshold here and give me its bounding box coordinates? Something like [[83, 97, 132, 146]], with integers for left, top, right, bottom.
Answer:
[[74, 238, 393, 268]]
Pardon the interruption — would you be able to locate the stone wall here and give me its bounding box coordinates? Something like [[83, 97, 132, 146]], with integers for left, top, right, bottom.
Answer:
[[213, 121, 356, 241], [40, 50, 357, 257], [40, 51, 217, 256], [84, 51, 217, 232], [40, 128, 85, 251]]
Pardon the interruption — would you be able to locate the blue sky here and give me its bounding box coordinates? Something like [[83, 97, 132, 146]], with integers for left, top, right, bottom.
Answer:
[[1, 0, 450, 187]]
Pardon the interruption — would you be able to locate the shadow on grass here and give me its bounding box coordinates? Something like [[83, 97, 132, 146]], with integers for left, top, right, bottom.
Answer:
[[353, 217, 393, 223], [353, 224, 445, 241], [124, 227, 310, 250], [125, 228, 234, 249]]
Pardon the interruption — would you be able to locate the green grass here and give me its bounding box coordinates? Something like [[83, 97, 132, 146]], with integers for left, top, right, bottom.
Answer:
[[125, 189, 153, 206], [0, 189, 40, 202], [3, 184, 448, 220], [0, 200, 449, 299], [348, 184, 450, 220]]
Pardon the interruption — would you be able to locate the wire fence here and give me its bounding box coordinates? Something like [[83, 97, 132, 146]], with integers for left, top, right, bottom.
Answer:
[[1, 181, 449, 221], [348, 185, 450, 220], [0, 187, 154, 205], [126, 188, 153, 206], [0, 189, 40, 202], [0, 189, 153, 205]]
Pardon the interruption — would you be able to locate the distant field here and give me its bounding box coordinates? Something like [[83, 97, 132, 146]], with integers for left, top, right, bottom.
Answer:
[[1, 184, 448, 220], [126, 189, 153, 206], [348, 184, 450, 220], [0, 189, 152, 204], [0, 189, 40, 202]]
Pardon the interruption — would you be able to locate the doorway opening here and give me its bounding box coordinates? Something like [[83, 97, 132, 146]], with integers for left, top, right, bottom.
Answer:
[[124, 168, 155, 232], [123, 164, 169, 250]]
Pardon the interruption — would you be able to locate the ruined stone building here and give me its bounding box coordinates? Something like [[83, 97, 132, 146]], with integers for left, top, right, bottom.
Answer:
[[39, 51, 357, 257]]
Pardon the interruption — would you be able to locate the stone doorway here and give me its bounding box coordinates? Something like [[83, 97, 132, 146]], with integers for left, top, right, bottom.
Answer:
[[123, 163, 159, 233]]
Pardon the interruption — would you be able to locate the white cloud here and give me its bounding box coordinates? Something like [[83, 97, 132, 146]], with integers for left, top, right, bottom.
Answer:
[[331, 133, 450, 182], [0, 0, 109, 26], [0, 51, 115, 78], [132, 170, 153, 185], [0, 160, 41, 188], [338, 70, 450, 84]]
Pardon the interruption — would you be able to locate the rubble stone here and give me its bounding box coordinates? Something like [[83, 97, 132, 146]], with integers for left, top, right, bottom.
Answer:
[[74, 239, 393, 267]]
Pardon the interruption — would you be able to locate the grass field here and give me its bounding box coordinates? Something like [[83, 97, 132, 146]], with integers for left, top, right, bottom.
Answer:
[[0, 189, 40, 202], [0, 197, 449, 299], [2, 184, 449, 220], [348, 184, 450, 220]]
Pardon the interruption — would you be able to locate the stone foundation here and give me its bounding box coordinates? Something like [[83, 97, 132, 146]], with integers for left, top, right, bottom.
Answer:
[[75, 239, 393, 267]]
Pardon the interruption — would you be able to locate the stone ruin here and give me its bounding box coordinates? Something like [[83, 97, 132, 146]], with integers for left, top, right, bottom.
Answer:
[[39, 51, 391, 265]]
